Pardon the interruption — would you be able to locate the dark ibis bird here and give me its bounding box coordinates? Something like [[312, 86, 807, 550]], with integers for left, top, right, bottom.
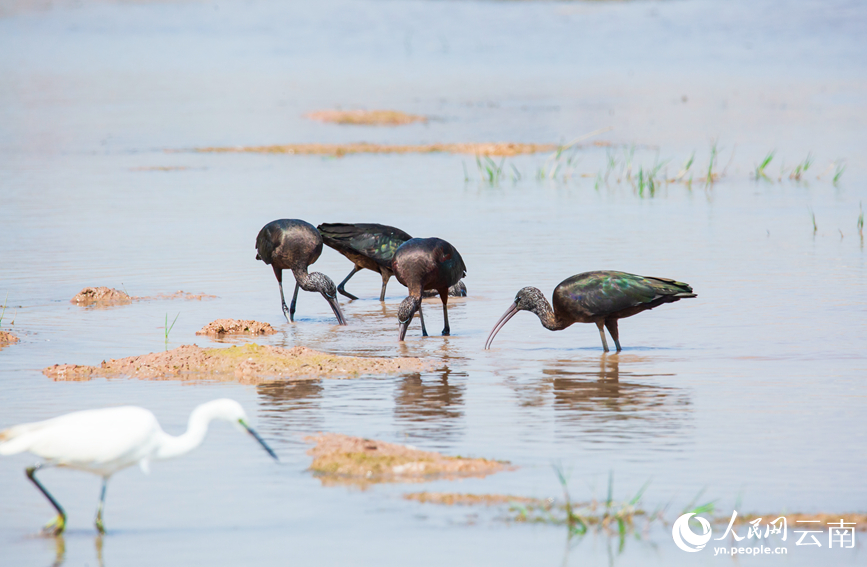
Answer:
[[255, 219, 347, 325], [485, 271, 695, 352], [317, 222, 467, 301], [392, 237, 467, 341]]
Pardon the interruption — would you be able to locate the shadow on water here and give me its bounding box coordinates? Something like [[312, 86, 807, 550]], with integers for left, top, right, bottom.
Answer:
[[394, 367, 466, 441], [507, 354, 693, 445], [255, 379, 325, 433], [45, 534, 103, 567]]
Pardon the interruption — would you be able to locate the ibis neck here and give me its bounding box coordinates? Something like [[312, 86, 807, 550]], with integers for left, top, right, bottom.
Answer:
[[532, 298, 569, 331], [292, 268, 317, 292]]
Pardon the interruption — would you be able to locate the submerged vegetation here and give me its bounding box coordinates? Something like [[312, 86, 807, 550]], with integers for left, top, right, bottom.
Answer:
[[460, 138, 848, 201]]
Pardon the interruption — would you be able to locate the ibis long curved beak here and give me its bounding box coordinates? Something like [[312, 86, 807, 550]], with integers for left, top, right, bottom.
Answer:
[[324, 294, 347, 326], [398, 318, 410, 342], [485, 303, 520, 350], [239, 419, 279, 461]]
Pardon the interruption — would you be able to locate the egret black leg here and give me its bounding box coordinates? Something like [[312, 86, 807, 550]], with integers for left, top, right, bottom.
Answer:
[[595, 321, 610, 352], [94, 477, 109, 534], [26, 464, 66, 535], [439, 290, 450, 336], [337, 266, 361, 300], [289, 282, 300, 322], [604, 319, 622, 352], [418, 303, 428, 337], [379, 270, 391, 302]]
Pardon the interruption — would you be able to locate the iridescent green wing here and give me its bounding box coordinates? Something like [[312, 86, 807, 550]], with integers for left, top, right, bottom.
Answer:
[[559, 271, 693, 316]]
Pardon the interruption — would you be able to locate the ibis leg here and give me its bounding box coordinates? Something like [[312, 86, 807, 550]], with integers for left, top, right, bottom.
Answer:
[[595, 321, 610, 352], [275, 267, 290, 322], [440, 290, 450, 336], [94, 477, 108, 534], [337, 266, 361, 300], [604, 319, 622, 352], [26, 465, 66, 535], [418, 303, 428, 337], [289, 282, 300, 322], [379, 270, 391, 302]]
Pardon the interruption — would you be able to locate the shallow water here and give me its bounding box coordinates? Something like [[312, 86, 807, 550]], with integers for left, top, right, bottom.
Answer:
[[1, 0, 866, 565]]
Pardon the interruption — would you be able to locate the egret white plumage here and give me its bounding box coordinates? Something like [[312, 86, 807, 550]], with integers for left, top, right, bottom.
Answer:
[[0, 399, 277, 535]]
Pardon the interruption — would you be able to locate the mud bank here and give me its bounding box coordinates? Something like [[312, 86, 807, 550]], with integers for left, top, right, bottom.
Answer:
[[43, 344, 431, 383], [403, 492, 543, 507], [306, 433, 511, 487], [70, 287, 133, 306], [0, 331, 18, 346], [193, 141, 561, 157], [305, 109, 426, 126], [71, 287, 216, 307], [196, 319, 276, 336]]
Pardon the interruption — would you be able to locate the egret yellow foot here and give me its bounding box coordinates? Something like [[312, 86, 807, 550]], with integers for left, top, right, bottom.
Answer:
[[42, 514, 65, 536]]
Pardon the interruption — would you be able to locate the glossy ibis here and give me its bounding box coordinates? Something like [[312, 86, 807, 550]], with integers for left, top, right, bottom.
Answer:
[[256, 219, 347, 325], [392, 237, 466, 341], [485, 271, 695, 352], [317, 222, 467, 301], [0, 399, 277, 534]]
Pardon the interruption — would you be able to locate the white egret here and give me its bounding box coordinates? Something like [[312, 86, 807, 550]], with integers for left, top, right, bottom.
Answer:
[[0, 398, 278, 534]]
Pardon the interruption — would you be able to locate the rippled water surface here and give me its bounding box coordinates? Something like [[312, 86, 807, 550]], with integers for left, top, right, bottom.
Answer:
[[1, 0, 866, 565]]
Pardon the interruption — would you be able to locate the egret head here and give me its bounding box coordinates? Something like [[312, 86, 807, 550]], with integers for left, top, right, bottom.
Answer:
[[202, 399, 278, 461], [309, 272, 347, 325], [484, 287, 545, 350], [397, 296, 421, 341]]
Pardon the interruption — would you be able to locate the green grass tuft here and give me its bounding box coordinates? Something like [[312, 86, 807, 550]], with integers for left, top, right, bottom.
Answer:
[[754, 151, 775, 180]]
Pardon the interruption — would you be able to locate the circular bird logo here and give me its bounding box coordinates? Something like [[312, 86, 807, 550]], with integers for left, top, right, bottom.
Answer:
[[672, 513, 712, 552]]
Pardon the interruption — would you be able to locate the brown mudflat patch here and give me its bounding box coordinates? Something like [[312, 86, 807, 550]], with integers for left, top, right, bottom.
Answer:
[[0, 331, 19, 345], [306, 433, 511, 488], [130, 166, 191, 172], [71, 287, 132, 306], [196, 319, 276, 337], [193, 142, 558, 157], [43, 343, 430, 384], [151, 290, 217, 301], [404, 492, 543, 507], [305, 109, 426, 126], [70, 287, 216, 307]]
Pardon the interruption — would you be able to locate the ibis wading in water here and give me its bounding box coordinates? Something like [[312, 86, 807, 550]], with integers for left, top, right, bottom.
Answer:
[[256, 219, 347, 325], [392, 237, 467, 341], [485, 271, 696, 352], [317, 222, 467, 301], [0, 399, 277, 535]]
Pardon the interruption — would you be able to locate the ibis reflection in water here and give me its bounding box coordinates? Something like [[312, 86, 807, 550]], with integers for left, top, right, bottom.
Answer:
[[485, 271, 696, 352], [256, 219, 347, 325], [392, 237, 467, 341], [0, 399, 277, 534], [317, 222, 467, 301]]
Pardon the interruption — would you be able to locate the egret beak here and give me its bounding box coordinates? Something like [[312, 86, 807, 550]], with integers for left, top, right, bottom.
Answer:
[[239, 419, 278, 461], [323, 294, 347, 326], [398, 318, 410, 342], [485, 303, 520, 350]]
